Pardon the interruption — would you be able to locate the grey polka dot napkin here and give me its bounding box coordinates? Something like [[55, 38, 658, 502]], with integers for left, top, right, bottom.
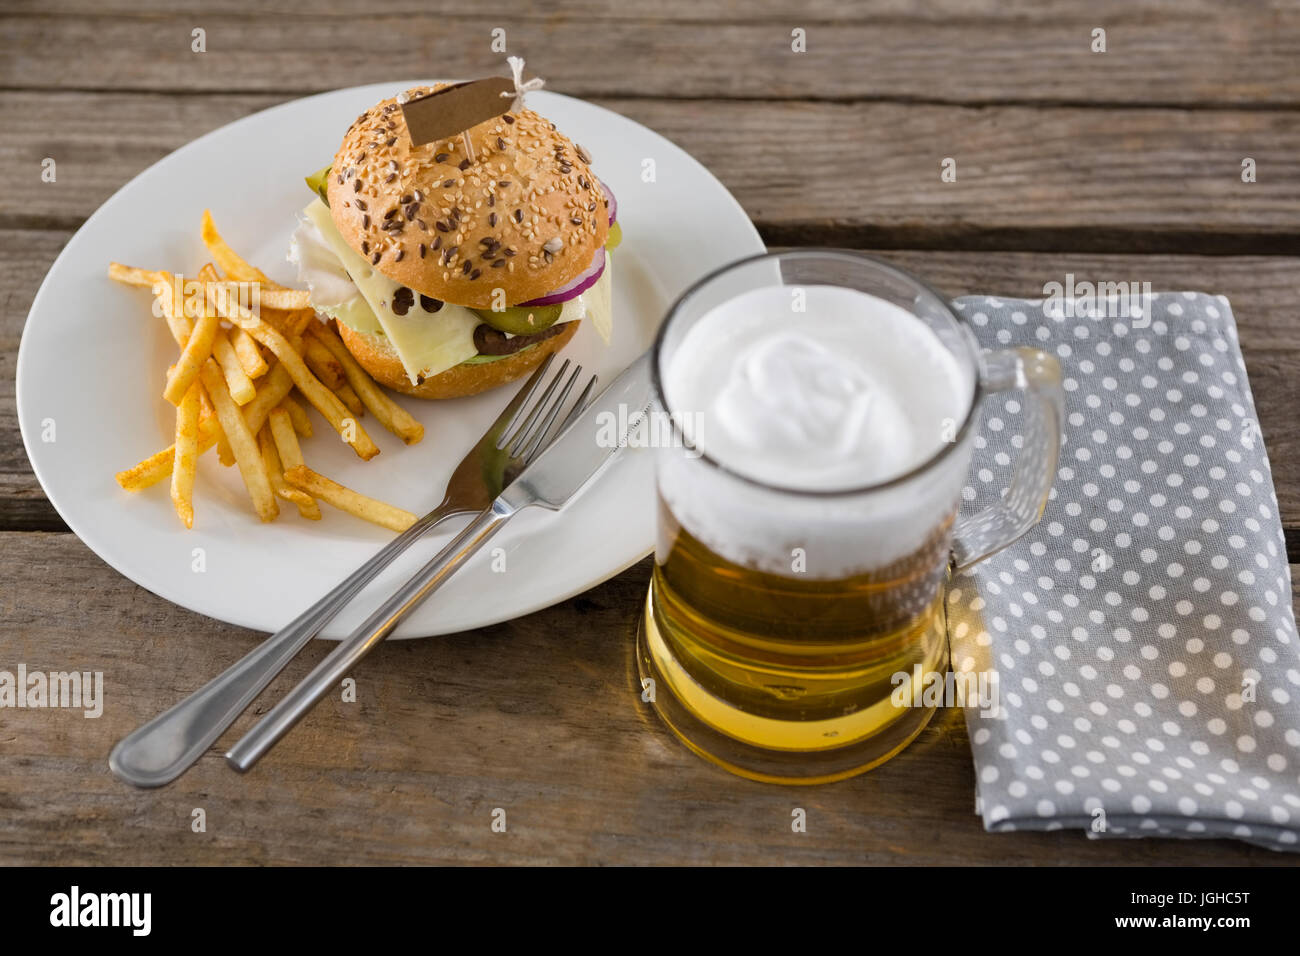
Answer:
[[946, 292, 1300, 852]]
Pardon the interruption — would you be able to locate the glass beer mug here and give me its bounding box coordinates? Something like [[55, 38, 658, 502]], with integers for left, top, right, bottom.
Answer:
[[637, 251, 1063, 783]]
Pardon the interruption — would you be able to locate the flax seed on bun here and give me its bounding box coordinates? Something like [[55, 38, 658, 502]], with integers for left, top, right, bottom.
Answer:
[[325, 85, 610, 310]]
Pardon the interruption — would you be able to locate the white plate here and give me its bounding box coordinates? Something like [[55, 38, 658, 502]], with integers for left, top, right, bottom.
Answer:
[[16, 83, 763, 638]]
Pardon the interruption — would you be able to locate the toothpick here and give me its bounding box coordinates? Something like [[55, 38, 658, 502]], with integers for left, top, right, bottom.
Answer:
[[461, 131, 476, 163]]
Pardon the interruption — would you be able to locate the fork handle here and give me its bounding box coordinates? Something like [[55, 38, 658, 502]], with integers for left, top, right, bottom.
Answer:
[[108, 499, 468, 788], [226, 500, 516, 772]]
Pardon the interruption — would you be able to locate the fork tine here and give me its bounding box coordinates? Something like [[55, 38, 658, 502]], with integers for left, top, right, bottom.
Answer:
[[518, 365, 586, 463], [523, 372, 598, 464], [503, 358, 570, 456], [508, 362, 580, 460], [494, 354, 559, 451], [520, 371, 595, 465], [555, 373, 598, 435]]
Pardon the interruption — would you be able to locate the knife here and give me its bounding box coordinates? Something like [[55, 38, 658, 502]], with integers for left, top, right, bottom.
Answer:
[[225, 350, 653, 771]]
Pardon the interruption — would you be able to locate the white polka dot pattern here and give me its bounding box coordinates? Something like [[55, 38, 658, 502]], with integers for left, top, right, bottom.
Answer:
[[947, 293, 1300, 852]]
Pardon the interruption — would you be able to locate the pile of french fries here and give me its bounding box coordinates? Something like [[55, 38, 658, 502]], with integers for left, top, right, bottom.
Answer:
[[111, 211, 424, 533]]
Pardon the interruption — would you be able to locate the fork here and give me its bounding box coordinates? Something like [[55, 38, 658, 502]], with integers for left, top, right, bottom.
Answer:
[[109, 354, 595, 788]]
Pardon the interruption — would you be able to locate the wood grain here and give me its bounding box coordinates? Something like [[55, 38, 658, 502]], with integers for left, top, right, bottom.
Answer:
[[0, 532, 1288, 865], [4, 93, 1299, 252], [2, 4, 1299, 107]]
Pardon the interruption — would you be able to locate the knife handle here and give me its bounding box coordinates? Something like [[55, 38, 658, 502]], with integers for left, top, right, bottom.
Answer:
[[225, 500, 516, 772]]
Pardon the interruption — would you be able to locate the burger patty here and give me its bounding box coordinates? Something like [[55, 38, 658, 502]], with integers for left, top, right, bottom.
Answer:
[[472, 321, 574, 356]]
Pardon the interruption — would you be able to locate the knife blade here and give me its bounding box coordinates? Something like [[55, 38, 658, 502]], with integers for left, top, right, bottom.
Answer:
[[502, 350, 653, 511]]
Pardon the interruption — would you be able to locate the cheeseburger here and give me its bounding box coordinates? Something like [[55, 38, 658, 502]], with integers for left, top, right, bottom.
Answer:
[[291, 84, 620, 399]]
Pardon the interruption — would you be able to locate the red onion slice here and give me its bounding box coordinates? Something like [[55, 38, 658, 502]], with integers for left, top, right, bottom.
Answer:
[[520, 246, 606, 306], [600, 180, 617, 225]]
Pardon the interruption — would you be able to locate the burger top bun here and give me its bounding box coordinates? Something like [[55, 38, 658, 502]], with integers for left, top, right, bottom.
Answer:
[[326, 84, 610, 310]]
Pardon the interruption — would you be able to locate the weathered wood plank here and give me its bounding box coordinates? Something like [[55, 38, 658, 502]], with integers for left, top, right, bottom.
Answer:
[[631, 100, 1300, 253], [1, 6, 1299, 106], [0, 532, 1287, 864], [3, 93, 1298, 252], [6, 239, 1300, 541], [3, 0, 1264, 20], [0, 230, 70, 532]]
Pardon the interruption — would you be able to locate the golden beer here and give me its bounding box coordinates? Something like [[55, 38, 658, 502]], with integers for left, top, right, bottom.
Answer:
[[639, 495, 954, 783], [640, 251, 1063, 783]]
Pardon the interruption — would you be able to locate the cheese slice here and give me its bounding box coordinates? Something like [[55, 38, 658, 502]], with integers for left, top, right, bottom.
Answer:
[[314, 290, 386, 338], [301, 199, 480, 385], [582, 253, 614, 345], [289, 213, 382, 335]]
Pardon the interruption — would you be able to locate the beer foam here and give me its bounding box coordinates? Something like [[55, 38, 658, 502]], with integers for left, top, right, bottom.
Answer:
[[658, 285, 976, 576]]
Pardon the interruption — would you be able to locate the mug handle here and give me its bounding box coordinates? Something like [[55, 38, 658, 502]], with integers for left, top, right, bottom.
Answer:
[[950, 347, 1065, 571]]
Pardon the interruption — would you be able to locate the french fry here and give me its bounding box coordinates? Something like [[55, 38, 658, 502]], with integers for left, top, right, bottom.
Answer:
[[263, 307, 314, 338], [200, 210, 280, 286], [231, 327, 269, 378], [196, 270, 310, 341], [108, 262, 164, 290], [239, 321, 379, 460], [117, 216, 418, 526], [334, 381, 365, 417], [198, 264, 258, 406], [118, 401, 224, 491], [199, 388, 236, 467], [283, 466, 416, 533], [126, 269, 216, 466], [258, 288, 312, 310], [265, 409, 321, 530], [258, 424, 320, 521], [267, 407, 306, 470], [279, 393, 313, 438], [175, 285, 232, 469], [115, 365, 291, 491], [119, 442, 195, 492], [303, 336, 346, 390], [163, 309, 219, 406], [242, 363, 296, 432], [308, 323, 424, 445], [170, 382, 201, 528], [215, 431, 235, 466], [115, 254, 310, 495], [212, 331, 256, 404], [199, 359, 278, 522]]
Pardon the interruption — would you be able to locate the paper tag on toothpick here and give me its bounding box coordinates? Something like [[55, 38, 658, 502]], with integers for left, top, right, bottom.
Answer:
[[400, 77, 516, 147]]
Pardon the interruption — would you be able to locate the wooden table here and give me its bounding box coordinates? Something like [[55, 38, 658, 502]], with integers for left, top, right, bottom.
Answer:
[[3, 0, 1297, 865]]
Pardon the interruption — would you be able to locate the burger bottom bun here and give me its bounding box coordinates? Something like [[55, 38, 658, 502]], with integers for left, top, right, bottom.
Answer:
[[333, 319, 580, 400]]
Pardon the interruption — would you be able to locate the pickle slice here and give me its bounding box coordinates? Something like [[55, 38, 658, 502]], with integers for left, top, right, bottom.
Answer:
[[305, 163, 332, 206], [605, 220, 622, 250], [471, 302, 563, 335]]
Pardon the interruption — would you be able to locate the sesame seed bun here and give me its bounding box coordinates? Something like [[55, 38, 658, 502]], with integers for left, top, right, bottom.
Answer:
[[334, 318, 580, 400], [325, 85, 610, 310]]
